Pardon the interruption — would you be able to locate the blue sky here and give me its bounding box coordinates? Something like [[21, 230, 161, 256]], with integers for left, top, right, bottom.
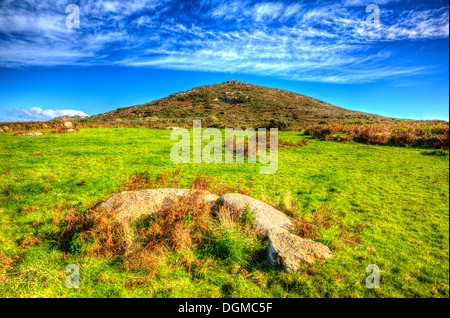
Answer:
[[0, 0, 448, 122]]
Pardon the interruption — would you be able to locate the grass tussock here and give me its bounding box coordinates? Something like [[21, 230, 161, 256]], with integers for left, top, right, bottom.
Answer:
[[339, 224, 365, 246], [59, 205, 128, 257], [19, 235, 42, 249]]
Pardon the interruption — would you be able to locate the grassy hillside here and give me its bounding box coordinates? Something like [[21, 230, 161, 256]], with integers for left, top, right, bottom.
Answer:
[[90, 80, 386, 128], [0, 128, 448, 297]]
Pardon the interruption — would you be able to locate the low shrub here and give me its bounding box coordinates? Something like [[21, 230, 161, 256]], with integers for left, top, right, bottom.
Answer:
[[305, 122, 449, 149]]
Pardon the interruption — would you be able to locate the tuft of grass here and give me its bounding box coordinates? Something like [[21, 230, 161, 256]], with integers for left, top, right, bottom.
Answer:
[[201, 225, 257, 268]]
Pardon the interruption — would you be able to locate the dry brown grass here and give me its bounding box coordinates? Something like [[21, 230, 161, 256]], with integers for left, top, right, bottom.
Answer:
[[189, 174, 251, 196], [135, 193, 213, 250], [279, 139, 310, 149], [292, 220, 320, 239], [284, 203, 365, 247], [123, 246, 163, 275], [19, 206, 38, 216], [19, 234, 42, 249], [313, 205, 338, 228], [44, 185, 53, 192], [306, 122, 449, 150], [120, 169, 181, 192], [224, 134, 308, 159], [58, 189, 236, 277], [59, 205, 128, 257], [0, 253, 14, 270], [123, 192, 215, 274], [339, 224, 365, 246], [215, 204, 241, 228]]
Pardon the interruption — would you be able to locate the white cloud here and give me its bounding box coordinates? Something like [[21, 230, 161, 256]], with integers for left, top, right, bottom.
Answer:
[[344, 0, 400, 6], [7, 107, 89, 122], [0, 0, 448, 83], [253, 2, 284, 21]]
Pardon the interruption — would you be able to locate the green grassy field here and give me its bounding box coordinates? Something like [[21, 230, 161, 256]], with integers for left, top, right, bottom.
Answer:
[[0, 127, 448, 298]]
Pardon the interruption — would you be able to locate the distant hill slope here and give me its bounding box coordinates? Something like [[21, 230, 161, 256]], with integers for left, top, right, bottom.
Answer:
[[91, 80, 387, 128]]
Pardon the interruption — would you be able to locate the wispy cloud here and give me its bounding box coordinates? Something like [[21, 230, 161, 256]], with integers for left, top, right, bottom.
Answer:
[[6, 107, 89, 122], [0, 0, 448, 83]]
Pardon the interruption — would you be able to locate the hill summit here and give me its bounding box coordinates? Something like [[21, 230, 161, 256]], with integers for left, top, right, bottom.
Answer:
[[91, 80, 385, 129]]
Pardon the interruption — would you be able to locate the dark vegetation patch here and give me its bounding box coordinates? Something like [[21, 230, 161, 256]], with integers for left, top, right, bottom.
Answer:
[[421, 150, 449, 157]]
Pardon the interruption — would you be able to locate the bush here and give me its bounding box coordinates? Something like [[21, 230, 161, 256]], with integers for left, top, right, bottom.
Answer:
[[266, 119, 290, 130]]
